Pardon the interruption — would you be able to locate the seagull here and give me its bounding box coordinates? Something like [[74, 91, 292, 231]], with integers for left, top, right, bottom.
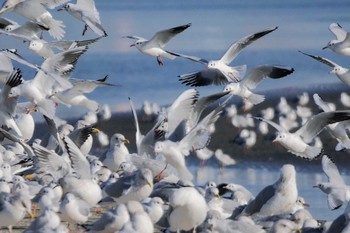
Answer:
[[100, 133, 130, 172], [28, 37, 102, 59], [314, 155, 350, 210], [88, 203, 130, 232], [174, 27, 278, 86], [48, 75, 117, 112], [242, 164, 298, 218], [168, 187, 207, 232], [0, 19, 47, 42], [58, 0, 107, 37], [322, 23, 350, 55], [223, 65, 294, 110], [313, 93, 350, 151], [300, 51, 350, 86], [59, 192, 91, 224], [255, 111, 350, 160], [0, 0, 68, 40], [269, 219, 300, 233], [123, 23, 191, 65]]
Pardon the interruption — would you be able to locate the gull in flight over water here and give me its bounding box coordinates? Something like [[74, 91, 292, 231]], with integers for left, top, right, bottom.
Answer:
[[255, 111, 350, 160], [300, 51, 350, 87], [223, 65, 294, 111], [58, 0, 107, 37], [323, 23, 350, 55], [123, 23, 192, 65], [172, 27, 278, 86]]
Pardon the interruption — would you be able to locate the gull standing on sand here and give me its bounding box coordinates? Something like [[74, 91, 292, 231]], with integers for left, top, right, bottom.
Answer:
[[314, 155, 350, 210], [323, 23, 350, 55], [255, 111, 350, 160], [300, 51, 350, 86], [168, 187, 207, 232], [100, 133, 130, 172], [58, 0, 107, 37], [0, 0, 67, 40], [223, 65, 294, 110], [124, 23, 191, 65], [214, 149, 236, 172], [59, 192, 91, 225], [175, 27, 278, 86], [242, 164, 298, 218]]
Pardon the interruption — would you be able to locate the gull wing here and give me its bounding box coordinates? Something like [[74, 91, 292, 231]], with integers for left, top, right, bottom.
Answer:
[[322, 155, 346, 187], [62, 136, 91, 179], [69, 75, 117, 94], [296, 111, 350, 142], [167, 51, 208, 65], [299, 51, 337, 68], [329, 23, 347, 41], [220, 26, 278, 65], [148, 23, 191, 48], [179, 69, 230, 87], [254, 117, 286, 133], [129, 97, 143, 153], [242, 65, 294, 90], [313, 93, 332, 112]]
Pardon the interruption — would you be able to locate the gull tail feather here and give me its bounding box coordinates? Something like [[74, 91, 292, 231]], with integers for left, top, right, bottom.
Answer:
[[303, 146, 323, 160], [48, 18, 65, 40], [247, 93, 265, 105], [335, 139, 350, 151], [231, 65, 247, 81]]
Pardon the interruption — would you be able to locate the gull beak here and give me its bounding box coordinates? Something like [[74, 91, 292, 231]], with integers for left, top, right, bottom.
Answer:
[[272, 138, 278, 143], [322, 45, 329, 50], [312, 185, 319, 188], [329, 68, 337, 74], [57, 6, 65, 11], [215, 194, 220, 200], [92, 128, 100, 134], [27, 210, 35, 219], [130, 44, 135, 47], [147, 181, 153, 188], [303, 202, 310, 208], [25, 174, 36, 180], [26, 107, 37, 114], [123, 139, 130, 144]]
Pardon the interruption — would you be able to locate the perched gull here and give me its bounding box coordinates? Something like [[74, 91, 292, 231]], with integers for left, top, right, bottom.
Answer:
[[168, 187, 207, 232], [322, 23, 350, 55], [175, 27, 278, 86], [88, 203, 130, 232], [255, 111, 350, 160], [269, 219, 299, 233], [142, 197, 165, 224], [300, 51, 350, 86], [100, 133, 130, 172], [313, 93, 350, 151], [124, 23, 191, 65], [242, 164, 298, 218], [59, 192, 91, 224], [120, 200, 154, 233], [58, 0, 107, 37], [214, 149, 236, 172], [314, 155, 350, 210], [103, 168, 153, 204], [223, 65, 294, 110], [0, 0, 67, 40]]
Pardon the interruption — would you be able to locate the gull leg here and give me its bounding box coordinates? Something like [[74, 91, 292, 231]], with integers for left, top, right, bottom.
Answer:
[[154, 163, 168, 180], [82, 24, 88, 36], [157, 56, 164, 66], [244, 97, 248, 112]]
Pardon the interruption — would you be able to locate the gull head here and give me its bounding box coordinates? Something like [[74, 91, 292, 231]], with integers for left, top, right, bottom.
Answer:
[[130, 40, 145, 48], [330, 66, 342, 75], [280, 164, 296, 183], [273, 132, 287, 143], [223, 82, 240, 94], [29, 40, 44, 52], [4, 24, 17, 32], [154, 141, 164, 153], [0, 0, 19, 15], [111, 133, 129, 145], [207, 60, 218, 68], [57, 3, 72, 12], [323, 40, 337, 50], [8, 86, 20, 98]]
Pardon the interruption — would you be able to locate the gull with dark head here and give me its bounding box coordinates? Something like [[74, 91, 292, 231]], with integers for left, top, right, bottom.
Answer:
[[124, 23, 191, 65], [175, 27, 278, 86], [255, 110, 350, 160], [322, 23, 350, 55]]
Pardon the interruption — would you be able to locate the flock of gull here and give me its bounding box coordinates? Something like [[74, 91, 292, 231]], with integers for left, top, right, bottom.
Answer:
[[0, 0, 350, 233]]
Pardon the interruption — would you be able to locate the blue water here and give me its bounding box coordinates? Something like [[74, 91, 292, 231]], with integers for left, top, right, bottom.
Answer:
[[1, 0, 350, 222]]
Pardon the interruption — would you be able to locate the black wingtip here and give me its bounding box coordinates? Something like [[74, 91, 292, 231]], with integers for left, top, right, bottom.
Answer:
[[6, 68, 23, 88], [96, 75, 108, 82]]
